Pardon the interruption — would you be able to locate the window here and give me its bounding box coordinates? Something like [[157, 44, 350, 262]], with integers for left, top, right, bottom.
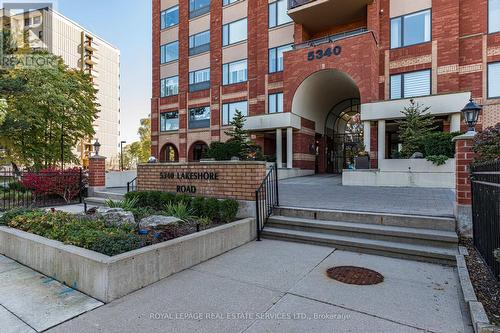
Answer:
[[490, 0, 500, 33], [160, 76, 179, 97], [222, 101, 248, 125], [33, 16, 41, 25], [391, 9, 431, 48], [222, 18, 247, 46], [390, 70, 431, 99], [268, 93, 284, 113], [189, 106, 211, 129], [161, 6, 179, 29], [189, 30, 210, 56], [160, 111, 179, 131], [222, 59, 247, 85], [269, 44, 293, 73], [190, 0, 210, 19], [189, 68, 210, 92], [160, 41, 178, 63], [269, 0, 292, 28], [488, 62, 500, 98], [223, 0, 239, 5]]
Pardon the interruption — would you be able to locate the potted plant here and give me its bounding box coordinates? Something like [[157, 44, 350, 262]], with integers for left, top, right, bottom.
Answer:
[[354, 144, 370, 169]]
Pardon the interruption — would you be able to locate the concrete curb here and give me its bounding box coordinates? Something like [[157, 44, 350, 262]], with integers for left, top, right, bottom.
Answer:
[[456, 254, 500, 333]]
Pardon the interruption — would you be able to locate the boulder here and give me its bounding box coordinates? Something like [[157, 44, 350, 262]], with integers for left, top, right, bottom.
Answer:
[[410, 152, 424, 159], [139, 215, 181, 229], [96, 207, 135, 227]]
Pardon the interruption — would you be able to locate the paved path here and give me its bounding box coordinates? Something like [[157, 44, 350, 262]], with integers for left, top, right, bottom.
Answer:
[[0, 255, 102, 332], [279, 175, 455, 217], [47, 240, 472, 333]]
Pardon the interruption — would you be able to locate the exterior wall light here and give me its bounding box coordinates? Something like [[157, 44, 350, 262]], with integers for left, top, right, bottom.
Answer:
[[93, 139, 101, 156], [461, 98, 482, 134]]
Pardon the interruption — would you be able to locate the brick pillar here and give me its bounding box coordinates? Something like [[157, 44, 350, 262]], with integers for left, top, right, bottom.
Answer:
[[88, 156, 106, 188], [453, 133, 476, 236]]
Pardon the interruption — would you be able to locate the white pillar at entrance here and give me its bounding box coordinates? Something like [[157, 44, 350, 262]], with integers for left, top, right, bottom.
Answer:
[[286, 127, 293, 169], [450, 113, 461, 133], [378, 120, 386, 164], [363, 121, 371, 152], [276, 128, 283, 169]]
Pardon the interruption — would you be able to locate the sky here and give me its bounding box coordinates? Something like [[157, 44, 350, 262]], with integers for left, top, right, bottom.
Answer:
[[56, 0, 152, 143]]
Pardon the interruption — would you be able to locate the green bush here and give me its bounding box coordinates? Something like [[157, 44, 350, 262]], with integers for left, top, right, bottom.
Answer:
[[191, 196, 206, 217], [219, 199, 239, 223], [473, 124, 500, 163], [420, 132, 461, 158], [128, 207, 158, 221], [206, 141, 243, 161], [0, 207, 42, 225], [203, 198, 220, 221], [125, 191, 175, 211], [164, 201, 193, 221], [105, 196, 139, 210]]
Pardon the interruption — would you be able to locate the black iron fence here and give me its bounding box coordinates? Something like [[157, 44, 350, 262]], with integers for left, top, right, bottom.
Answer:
[[0, 168, 86, 211], [255, 163, 279, 241], [470, 160, 500, 280]]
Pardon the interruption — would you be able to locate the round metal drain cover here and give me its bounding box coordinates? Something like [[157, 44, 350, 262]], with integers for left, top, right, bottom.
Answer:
[[326, 266, 384, 285]]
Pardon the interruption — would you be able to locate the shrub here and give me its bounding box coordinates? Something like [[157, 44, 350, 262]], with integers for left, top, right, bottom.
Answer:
[[202, 198, 220, 221], [128, 207, 158, 221], [219, 199, 239, 223], [125, 191, 175, 211], [191, 196, 206, 217], [0, 207, 42, 225], [105, 196, 139, 210], [206, 140, 243, 161], [164, 201, 194, 221], [420, 132, 461, 158], [473, 124, 500, 163]]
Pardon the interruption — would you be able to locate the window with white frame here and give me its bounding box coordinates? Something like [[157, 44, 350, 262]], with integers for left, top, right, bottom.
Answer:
[[160, 111, 179, 131], [222, 101, 248, 125], [390, 70, 431, 99], [222, 59, 247, 85], [269, 44, 293, 73], [489, 0, 500, 33], [160, 76, 179, 97], [268, 93, 284, 113], [222, 18, 247, 46], [488, 62, 500, 98], [160, 41, 178, 64], [189, 30, 210, 55], [391, 9, 431, 48], [161, 6, 179, 29], [269, 0, 292, 28], [189, 68, 210, 92]]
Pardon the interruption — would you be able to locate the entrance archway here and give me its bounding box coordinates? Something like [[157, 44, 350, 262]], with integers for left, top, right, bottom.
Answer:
[[189, 141, 208, 162], [291, 69, 362, 173], [159, 143, 179, 163]]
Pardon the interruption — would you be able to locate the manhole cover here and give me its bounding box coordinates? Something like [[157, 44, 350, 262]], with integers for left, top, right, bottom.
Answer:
[[326, 266, 384, 285]]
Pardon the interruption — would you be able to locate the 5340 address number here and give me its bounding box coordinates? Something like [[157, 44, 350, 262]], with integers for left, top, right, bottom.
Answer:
[[307, 45, 342, 61]]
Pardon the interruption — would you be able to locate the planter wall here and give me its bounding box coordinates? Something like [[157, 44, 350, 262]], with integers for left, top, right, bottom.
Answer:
[[0, 218, 256, 303]]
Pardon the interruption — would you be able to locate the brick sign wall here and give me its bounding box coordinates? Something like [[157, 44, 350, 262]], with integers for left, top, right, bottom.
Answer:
[[137, 162, 268, 201]]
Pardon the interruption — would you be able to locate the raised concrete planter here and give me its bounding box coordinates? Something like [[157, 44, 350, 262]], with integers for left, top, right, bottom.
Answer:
[[342, 158, 455, 188], [0, 218, 256, 303]]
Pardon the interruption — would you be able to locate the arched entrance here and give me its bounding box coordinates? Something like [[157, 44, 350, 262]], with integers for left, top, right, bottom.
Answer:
[[291, 69, 362, 174], [189, 141, 208, 162], [159, 143, 179, 163]]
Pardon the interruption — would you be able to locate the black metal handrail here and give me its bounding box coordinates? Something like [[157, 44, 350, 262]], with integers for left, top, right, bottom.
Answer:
[[255, 163, 279, 241], [470, 160, 500, 281], [293, 28, 370, 50], [127, 177, 137, 193]]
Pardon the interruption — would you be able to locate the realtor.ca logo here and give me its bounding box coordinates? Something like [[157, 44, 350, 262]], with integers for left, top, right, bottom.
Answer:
[[0, 1, 58, 69]]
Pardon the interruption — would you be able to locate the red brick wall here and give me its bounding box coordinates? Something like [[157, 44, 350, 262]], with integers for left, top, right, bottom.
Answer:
[[137, 162, 267, 201], [88, 157, 106, 187], [454, 136, 476, 205]]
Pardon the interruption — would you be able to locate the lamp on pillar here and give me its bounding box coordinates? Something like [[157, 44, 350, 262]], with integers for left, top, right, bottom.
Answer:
[[93, 139, 101, 157], [461, 98, 482, 134]]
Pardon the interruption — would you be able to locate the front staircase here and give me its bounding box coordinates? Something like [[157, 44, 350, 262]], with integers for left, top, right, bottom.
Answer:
[[261, 206, 459, 265]]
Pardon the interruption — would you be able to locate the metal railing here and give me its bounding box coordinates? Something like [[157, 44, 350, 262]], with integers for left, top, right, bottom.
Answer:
[[470, 160, 500, 281], [288, 0, 316, 10], [293, 28, 369, 50], [127, 177, 137, 193], [255, 163, 279, 241]]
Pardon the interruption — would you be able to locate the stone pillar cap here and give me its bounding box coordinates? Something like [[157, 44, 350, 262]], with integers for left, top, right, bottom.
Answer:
[[89, 155, 107, 160], [452, 133, 476, 142]]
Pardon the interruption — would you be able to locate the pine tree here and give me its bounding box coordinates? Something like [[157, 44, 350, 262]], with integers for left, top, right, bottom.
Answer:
[[396, 100, 437, 158], [224, 109, 248, 145]]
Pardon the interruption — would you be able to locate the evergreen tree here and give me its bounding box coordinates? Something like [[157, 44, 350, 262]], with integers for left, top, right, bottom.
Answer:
[[224, 109, 249, 145]]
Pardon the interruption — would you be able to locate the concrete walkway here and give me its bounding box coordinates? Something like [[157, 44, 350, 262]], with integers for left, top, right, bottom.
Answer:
[[47, 240, 472, 333], [279, 175, 455, 217]]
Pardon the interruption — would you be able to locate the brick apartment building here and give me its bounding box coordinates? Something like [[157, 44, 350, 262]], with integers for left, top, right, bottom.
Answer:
[[151, 0, 500, 173]]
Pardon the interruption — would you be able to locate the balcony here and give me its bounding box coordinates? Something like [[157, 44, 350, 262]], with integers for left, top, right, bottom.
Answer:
[[287, 0, 373, 33]]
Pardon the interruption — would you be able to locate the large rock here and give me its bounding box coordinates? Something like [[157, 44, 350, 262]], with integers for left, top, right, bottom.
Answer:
[[139, 215, 181, 229], [96, 207, 135, 227]]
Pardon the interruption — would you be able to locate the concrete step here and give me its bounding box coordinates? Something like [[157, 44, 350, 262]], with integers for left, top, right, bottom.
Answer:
[[267, 215, 458, 248], [83, 197, 107, 208], [275, 206, 456, 232], [92, 190, 125, 201], [261, 227, 458, 265]]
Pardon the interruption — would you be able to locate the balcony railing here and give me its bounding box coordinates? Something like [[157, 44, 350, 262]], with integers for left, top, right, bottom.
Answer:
[[293, 28, 369, 50], [288, 0, 316, 10]]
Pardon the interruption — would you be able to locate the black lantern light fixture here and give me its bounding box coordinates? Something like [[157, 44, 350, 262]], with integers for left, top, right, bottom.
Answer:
[[461, 98, 482, 134], [93, 139, 101, 156]]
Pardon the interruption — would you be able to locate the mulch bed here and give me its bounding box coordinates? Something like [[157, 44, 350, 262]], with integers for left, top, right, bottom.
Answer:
[[460, 237, 500, 325]]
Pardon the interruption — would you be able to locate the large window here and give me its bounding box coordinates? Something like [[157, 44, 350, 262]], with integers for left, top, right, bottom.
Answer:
[[189, 0, 210, 18], [223, 0, 238, 5], [161, 6, 179, 29], [222, 59, 247, 85], [269, 44, 293, 73], [189, 106, 211, 129], [160, 41, 178, 64], [189, 68, 210, 92], [222, 18, 247, 46], [488, 62, 500, 98], [390, 70, 431, 99], [160, 76, 179, 97], [269, 0, 292, 28], [490, 0, 500, 33], [222, 101, 248, 125], [189, 30, 210, 56], [160, 111, 179, 132], [391, 9, 431, 48], [268, 92, 284, 113]]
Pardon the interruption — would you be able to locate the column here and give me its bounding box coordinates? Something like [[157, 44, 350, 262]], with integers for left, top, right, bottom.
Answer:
[[88, 155, 106, 188], [286, 127, 293, 169], [450, 113, 461, 133], [377, 120, 385, 165], [363, 121, 371, 152], [276, 128, 283, 168]]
